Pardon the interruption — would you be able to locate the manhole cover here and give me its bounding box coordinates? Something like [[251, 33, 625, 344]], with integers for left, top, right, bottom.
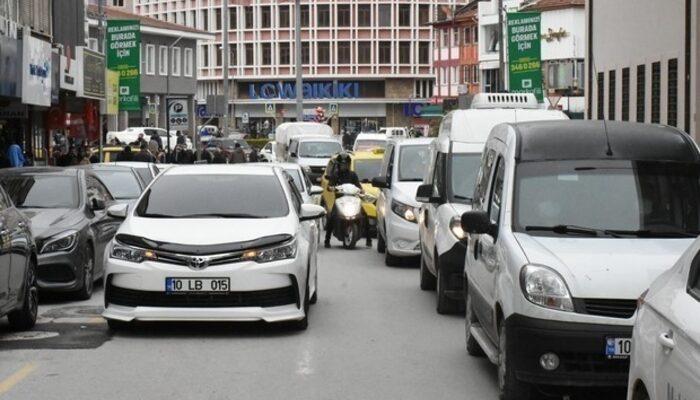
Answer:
[[0, 331, 60, 341], [41, 306, 104, 319]]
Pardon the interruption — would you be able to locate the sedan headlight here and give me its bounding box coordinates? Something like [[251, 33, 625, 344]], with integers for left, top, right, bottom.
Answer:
[[391, 200, 418, 223], [243, 239, 297, 263], [449, 216, 466, 239], [520, 265, 574, 312], [41, 230, 79, 254], [110, 243, 157, 263]]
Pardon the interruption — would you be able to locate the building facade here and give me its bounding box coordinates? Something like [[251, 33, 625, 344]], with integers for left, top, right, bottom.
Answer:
[[586, 0, 698, 138], [132, 0, 467, 135]]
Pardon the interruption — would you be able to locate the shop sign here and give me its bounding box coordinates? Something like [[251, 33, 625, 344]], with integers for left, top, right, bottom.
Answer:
[[168, 98, 189, 130], [77, 47, 105, 100], [0, 103, 27, 119], [242, 112, 249, 124], [107, 20, 141, 111], [105, 69, 119, 115], [507, 12, 543, 102], [249, 81, 359, 100], [0, 36, 20, 98], [21, 35, 52, 107], [60, 54, 80, 92], [403, 103, 426, 117]]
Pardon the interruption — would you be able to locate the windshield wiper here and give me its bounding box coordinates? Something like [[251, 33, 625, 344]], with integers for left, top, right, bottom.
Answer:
[[524, 224, 622, 237], [177, 213, 265, 219], [604, 229, 700, 238]]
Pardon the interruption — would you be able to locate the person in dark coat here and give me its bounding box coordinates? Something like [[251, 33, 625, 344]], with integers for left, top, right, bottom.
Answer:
[[248, 147, 259, 162], [132, 142, 156, 163], [116, 146, 134, 162]]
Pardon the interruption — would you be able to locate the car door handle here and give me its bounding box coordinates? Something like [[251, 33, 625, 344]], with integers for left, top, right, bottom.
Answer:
[[658, 332, 675, 352]]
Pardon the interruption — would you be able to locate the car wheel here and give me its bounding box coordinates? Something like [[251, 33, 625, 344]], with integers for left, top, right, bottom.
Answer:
[[291, 268, 311, 331], [377, 230, 386, 254], [498, 321, 531, 400], [419, 250, 436, 291], [75, 247, 95, 300], [7, 259, 38, 331], [385, 250, 401, 267], [436, 263, 461, 314], [465, 289, 485, 357], [310, 273, 318, 305]]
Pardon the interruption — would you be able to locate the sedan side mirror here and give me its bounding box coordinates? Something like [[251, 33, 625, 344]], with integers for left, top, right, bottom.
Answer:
[[107, 203, 128, 219], [91, 198, 106, 211], [299, 204, 326, 222], [416, 183, 439, 203], [309, 185, 323, 196], [461, 211, 498, 238], [371, 176, 390, 189]]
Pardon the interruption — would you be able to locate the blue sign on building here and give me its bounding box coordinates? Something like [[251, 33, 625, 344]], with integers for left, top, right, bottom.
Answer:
[[249, 81, 359, 100]]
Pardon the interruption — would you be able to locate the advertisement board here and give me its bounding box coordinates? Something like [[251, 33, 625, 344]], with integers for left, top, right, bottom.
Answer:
[[0, 36, 20, 98], [107, 20, 141, 110], [106, 69, 119, 115], [507, 12, 543, 102], [60, 54, 80, 92], [77, 47, 105, 99], [21, 35, 53, 107]]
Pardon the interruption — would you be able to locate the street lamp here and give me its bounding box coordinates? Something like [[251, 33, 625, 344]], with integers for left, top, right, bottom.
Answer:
[[165, 35, 184, 160]]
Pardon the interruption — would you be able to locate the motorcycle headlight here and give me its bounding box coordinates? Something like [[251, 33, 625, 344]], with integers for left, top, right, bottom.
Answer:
[[391, 200, 418, 223], [110, 242, 157, 263], [449, 216, 465, 239], [242, 239, 298, 263], [41, 230, 79, 254], [361, 193, 377, 203], [520, 265, 574, 312]]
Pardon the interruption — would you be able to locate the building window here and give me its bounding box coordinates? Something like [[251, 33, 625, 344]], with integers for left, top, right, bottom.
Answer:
[[667, 58, 678, 127], [637, 64, 645, 123], [453, 28, 460, 48], [261, 6, 271, 28], [338, 41, 351, 64], [279, 5, 290, 28], [399, 42, 410, 64], [245, 43, 254, 65], [442, 29, 450, 48], [418, 5, 430, 25], [279, 42, 290, 65], [184, 48, 193, 77], [229, 7, 236, 29], [358, 41, 372, 63], [261, 43, 272, 65], [651, 61, 661, 124], [597, 72, 604, 120], [300, 5, 310, 27], [317, 42, 330, 64], [214, 8, 221, 30], [418, 42, 430, 64], [608, 70, 616, 120], [378, 4, 391, 27], [317, 5, 330, 27], [463, 27, 471, 45], [379, 41, 391, 64], [337, 5, 351, 27], [171, 47, 181, 76], [621, 67, 630, 121], [229, 44, 237, 65], [202, 9, 208, 31], [244, 6, 254, 29], [201, 45, 209, 68], [399, 4, 410, 27], [159, 45, 168, 75], [358, 4, 371, 27], [215, 46, 222, 67], [146, 44, 156, 75], [302, 42, 310, 64]]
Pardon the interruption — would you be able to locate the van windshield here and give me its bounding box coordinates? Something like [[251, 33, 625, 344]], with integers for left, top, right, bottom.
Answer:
[[514, 160, 700, 237], [450, 153, 482, 203]]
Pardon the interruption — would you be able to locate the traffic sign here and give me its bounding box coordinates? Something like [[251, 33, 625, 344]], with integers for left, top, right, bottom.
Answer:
[[328, 103, 339, 116], [168, 99, 189, 130], [265, 103, 276, 115], [242, 112, 250, 124]]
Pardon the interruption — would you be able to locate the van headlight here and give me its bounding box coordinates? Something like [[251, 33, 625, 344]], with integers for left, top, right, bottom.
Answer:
[[391, 200, 417, 223], [41, 230, 79, 254], [243, 239, 298, 263], [449, 216, 465, 239], [111, 243, 158, 263], [520, 265, 574, 312]]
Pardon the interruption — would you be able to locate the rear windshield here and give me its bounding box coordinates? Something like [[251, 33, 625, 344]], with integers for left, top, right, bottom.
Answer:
[[354, 140, 387, 152], [136, 174, 289, 218], [398, 145, 430, 181], [354, 159, 383, 182], [0, 175, 79, 208], [93, 170, 143, 200]]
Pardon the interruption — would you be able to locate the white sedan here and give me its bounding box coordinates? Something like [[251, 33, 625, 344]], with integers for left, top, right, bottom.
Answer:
[[627, 238, 700, 400], [102, 164, 325, 330]]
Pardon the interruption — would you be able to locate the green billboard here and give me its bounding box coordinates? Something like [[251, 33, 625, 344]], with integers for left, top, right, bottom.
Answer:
[[507, 12, 543, 102], [106, 20, 141, 111]]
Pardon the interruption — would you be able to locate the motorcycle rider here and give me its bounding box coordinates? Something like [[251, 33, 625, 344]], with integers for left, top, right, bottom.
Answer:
[[324, 152, 372, 249]]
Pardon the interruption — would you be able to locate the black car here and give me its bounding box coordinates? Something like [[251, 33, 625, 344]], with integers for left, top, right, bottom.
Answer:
[[70, 164, 146, 204], [0, 168, 121, 299], [0, 183, 38, 330]]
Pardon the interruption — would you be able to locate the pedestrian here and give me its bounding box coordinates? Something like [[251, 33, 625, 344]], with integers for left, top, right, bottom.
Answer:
[[176, 131, 186, 146], [212, 148, 228, 164], [116, 145, 134, 162], [6, 139, 25, 168], [248, 146, 259, 162], [148, 136, 159, 155], [132, 142, 156, 162], [150, 131, 163, 149], [230, 142, 247, 164], [201, 148, 213, 164]]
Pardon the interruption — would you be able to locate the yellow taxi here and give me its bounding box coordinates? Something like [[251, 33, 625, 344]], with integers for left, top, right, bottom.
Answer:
[[90, 146, 125, 162]]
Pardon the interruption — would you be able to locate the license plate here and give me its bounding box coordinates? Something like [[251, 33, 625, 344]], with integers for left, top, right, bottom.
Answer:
[[605, 337, 632, 358], [165, 278, 230, 293]]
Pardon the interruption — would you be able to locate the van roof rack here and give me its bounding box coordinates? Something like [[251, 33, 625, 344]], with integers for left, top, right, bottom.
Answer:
[[469, 93, 539, 110]]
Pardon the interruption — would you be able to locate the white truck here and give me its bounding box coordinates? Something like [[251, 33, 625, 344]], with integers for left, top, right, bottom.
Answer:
[[274, 122, 334, 161]]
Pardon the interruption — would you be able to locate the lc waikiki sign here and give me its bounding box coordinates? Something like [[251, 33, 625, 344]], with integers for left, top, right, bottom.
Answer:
[[107, 20, 141, 111], [249, 81, 360, 100]]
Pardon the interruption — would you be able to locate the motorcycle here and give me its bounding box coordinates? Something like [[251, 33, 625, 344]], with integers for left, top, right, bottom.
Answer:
[[328, 184, 374, 249]]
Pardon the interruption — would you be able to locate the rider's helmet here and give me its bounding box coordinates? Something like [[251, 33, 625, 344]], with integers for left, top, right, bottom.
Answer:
[[336, 152, 351, 173]]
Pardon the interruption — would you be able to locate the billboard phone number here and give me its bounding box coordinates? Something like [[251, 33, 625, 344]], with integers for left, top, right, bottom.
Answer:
[[510, 61, 541, 72], [119, 69, 139, 78]]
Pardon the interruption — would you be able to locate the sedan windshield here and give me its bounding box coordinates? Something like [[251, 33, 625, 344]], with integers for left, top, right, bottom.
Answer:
[[515, 160, 700, 237], [354, 159, 383, 182], [0, 175, 79, 208], [450, 153, 482, 203], [354, 140, 386, 151], [136, 174, 289, 218], [93, 170, 143, 199], [398, 145, 430, 181], [298, 141, 341, 158]]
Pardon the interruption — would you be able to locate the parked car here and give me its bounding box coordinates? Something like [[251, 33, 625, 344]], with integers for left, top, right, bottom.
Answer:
[[417, 93, 568, 314], [274, 162, 324, 243], [288, 136, 342, 183], [456, 120, 700, 399], [70, 164, 146, 204], [104, 162, 161, 184], [353, 133, 388, 152], [373, 138, 433, 266], [0, 183, 38, 330], [627, 236, 700, 400], [260, 141, 277, 163], [106, 127, 192, 151], [0, 167, 122, 299], [206, 137, 253, 158], [102, 164, 326, 330], [89, 146, 125, 163]]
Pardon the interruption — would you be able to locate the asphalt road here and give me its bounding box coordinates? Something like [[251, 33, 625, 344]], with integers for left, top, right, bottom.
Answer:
[[0, 241, 624, 400]]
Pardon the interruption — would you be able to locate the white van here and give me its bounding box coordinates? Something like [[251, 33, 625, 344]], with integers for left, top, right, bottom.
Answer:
[[288, 135, 343, 183], [274, 122, 334, 161], [416, 93, 567, 314], [460, 120, 700, 399]]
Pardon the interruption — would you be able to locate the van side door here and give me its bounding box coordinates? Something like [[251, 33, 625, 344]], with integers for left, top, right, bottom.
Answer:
[[376, 143, 395, 237], [422, 152, 446, 274]]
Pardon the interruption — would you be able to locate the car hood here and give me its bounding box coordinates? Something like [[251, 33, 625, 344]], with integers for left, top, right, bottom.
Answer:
[[392, 181, 423, 207], [513, 233, 694, 299], [119, 215, 298, 246], [297, 157, 330, 168], [20, 208, 83, 239]]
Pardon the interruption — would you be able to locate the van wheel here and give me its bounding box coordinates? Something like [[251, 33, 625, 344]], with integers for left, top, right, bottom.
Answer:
[[419, 251, 436, 291], [498, 322, 531, 400], [465, 289, 485, 357], [377, 230, 386, 254], [7, 259, 38, 331], [436, 265, 460, 314]]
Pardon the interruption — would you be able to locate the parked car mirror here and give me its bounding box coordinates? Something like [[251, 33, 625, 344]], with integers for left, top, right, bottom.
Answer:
[[107, 203, 129, 219], [371, 176, 390, 189], [309, 185, 323, 196], [299, 204, 326, 222], [91, 198, 106, 211], [461, 211, 497, 238], [416, 183, 439, 203]]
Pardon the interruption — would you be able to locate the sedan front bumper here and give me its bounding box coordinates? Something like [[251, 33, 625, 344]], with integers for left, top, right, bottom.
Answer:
[[36, 247, 86, 292], [385, 213, 420, 257]]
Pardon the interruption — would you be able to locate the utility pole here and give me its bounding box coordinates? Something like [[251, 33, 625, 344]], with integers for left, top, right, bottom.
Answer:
[[498, 0, 506, 92], [98, 0, 105, 162], [165, 36, 184, 161], [222, 0, 230, 133], [295, 0, 303, 121]]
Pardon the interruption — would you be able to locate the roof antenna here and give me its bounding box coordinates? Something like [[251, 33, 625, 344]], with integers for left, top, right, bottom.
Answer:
[[591, 54, 614, 156]]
